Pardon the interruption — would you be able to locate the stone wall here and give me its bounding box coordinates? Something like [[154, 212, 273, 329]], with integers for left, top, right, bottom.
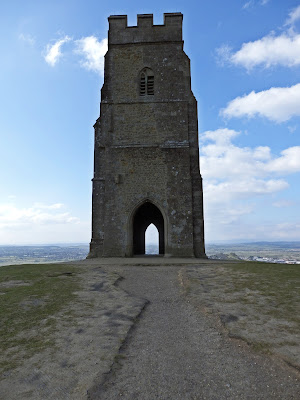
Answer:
[[89, 13, 206, 258]]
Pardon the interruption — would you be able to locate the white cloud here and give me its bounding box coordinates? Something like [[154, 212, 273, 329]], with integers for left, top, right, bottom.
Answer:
[[201, 129, 300, 181], [221, 83, 300, 122], [285, 5, 300, 27], [205, 179, 288, 201], [217, 5, 300, 70], [75, 36, 108, 76], [19, 33, 35, 46], [200, 128, 300, 240], [43, 34, 107, 74], [230, 33, 300, 69], [0, 202, 79, 230], [44, 35, 71, 66], [266, 147, 300, 173], [0, 202, 90, 244]]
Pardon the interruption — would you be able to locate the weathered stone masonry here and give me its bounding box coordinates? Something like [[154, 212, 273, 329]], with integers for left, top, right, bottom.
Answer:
[[88, 13, 206, 257]]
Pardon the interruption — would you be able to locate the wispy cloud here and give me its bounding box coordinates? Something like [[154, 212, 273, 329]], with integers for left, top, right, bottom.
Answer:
[[221, 83, 300, 123], [215, 44, 232, 66], [243, 1, 254, 9], [285, 5, 300, 27], [272, 200, 295, 208], [288, 125, 297, 133], [32, 203, 64, 210], [206, 219, 300, 242], [242, 0, 270, 10], [74, 36, 108, 76], [0, 202, 79, 229], [44, 35, 71, 66], [19, 33, 35, 46]]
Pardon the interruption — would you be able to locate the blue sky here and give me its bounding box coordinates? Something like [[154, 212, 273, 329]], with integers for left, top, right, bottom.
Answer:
[[1, 0, 300, 244]]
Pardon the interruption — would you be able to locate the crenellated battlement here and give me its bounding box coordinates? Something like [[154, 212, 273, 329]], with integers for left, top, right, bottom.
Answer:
[[108, 13, 183, 45]]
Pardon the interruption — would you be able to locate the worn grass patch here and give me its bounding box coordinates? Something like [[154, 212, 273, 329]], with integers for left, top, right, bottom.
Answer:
[[225, 262, 299, 321], [0, 263, 81, 372], [182, 262, 300, 367]]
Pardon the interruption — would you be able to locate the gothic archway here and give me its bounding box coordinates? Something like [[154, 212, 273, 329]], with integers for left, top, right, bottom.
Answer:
[[133, 202, 165, 255]]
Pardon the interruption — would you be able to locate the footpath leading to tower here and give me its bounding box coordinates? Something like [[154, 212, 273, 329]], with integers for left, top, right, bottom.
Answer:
[[0, 259, 299, 399], [87, 261, 300, 399]]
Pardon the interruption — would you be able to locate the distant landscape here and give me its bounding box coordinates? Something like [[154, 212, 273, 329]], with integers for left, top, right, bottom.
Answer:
[[0, 242, 300, 266], [0, 245, 89, 266], [206, 242, 300, 264]]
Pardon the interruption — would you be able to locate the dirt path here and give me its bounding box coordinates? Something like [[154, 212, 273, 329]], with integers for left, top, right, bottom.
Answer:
[[89, 265, 300, 400]]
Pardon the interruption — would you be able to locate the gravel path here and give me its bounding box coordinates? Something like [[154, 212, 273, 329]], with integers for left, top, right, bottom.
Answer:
[[88, 265, 300, 400]]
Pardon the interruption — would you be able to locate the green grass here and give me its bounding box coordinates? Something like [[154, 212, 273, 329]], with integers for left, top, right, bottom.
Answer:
[[226, 262, 300, 322], [0, 263, 81, 372]]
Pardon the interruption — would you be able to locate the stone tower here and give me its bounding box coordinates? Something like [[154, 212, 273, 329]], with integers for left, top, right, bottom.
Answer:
[[88, 13, 206, 258]]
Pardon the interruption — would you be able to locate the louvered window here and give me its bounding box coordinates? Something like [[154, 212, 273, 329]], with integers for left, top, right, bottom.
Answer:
[[147, 75, 154, 95], [140, 73, 146, 96], [140, 69, 154, 96]]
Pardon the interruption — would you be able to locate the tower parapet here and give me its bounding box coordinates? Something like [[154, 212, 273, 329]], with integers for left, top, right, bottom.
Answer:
[[108, 13, 183, 45]]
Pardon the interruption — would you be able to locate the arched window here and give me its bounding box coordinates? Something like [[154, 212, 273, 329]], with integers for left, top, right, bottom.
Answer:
[[140, 68, 154, 96]]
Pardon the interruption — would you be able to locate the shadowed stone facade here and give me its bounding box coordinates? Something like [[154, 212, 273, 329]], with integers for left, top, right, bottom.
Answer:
[[88, 13, 206, 258]]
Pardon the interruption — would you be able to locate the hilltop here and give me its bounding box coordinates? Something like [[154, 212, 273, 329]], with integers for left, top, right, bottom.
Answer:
[[0, 258, 299, 399]]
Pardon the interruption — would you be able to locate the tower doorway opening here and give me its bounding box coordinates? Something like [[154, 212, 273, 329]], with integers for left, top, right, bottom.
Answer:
[[145, 224, 159, 255], [133, 202, 165, 255]]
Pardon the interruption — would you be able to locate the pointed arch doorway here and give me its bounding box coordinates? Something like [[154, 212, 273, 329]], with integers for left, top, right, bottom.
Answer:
[[132, 202, 165, 256]]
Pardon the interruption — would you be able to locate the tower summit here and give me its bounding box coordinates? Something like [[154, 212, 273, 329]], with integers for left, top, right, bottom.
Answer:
[[88, 13, 206, 258]]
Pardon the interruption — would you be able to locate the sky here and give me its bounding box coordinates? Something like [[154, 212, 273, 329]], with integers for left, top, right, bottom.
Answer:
[[0, 0, 300, 245]]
